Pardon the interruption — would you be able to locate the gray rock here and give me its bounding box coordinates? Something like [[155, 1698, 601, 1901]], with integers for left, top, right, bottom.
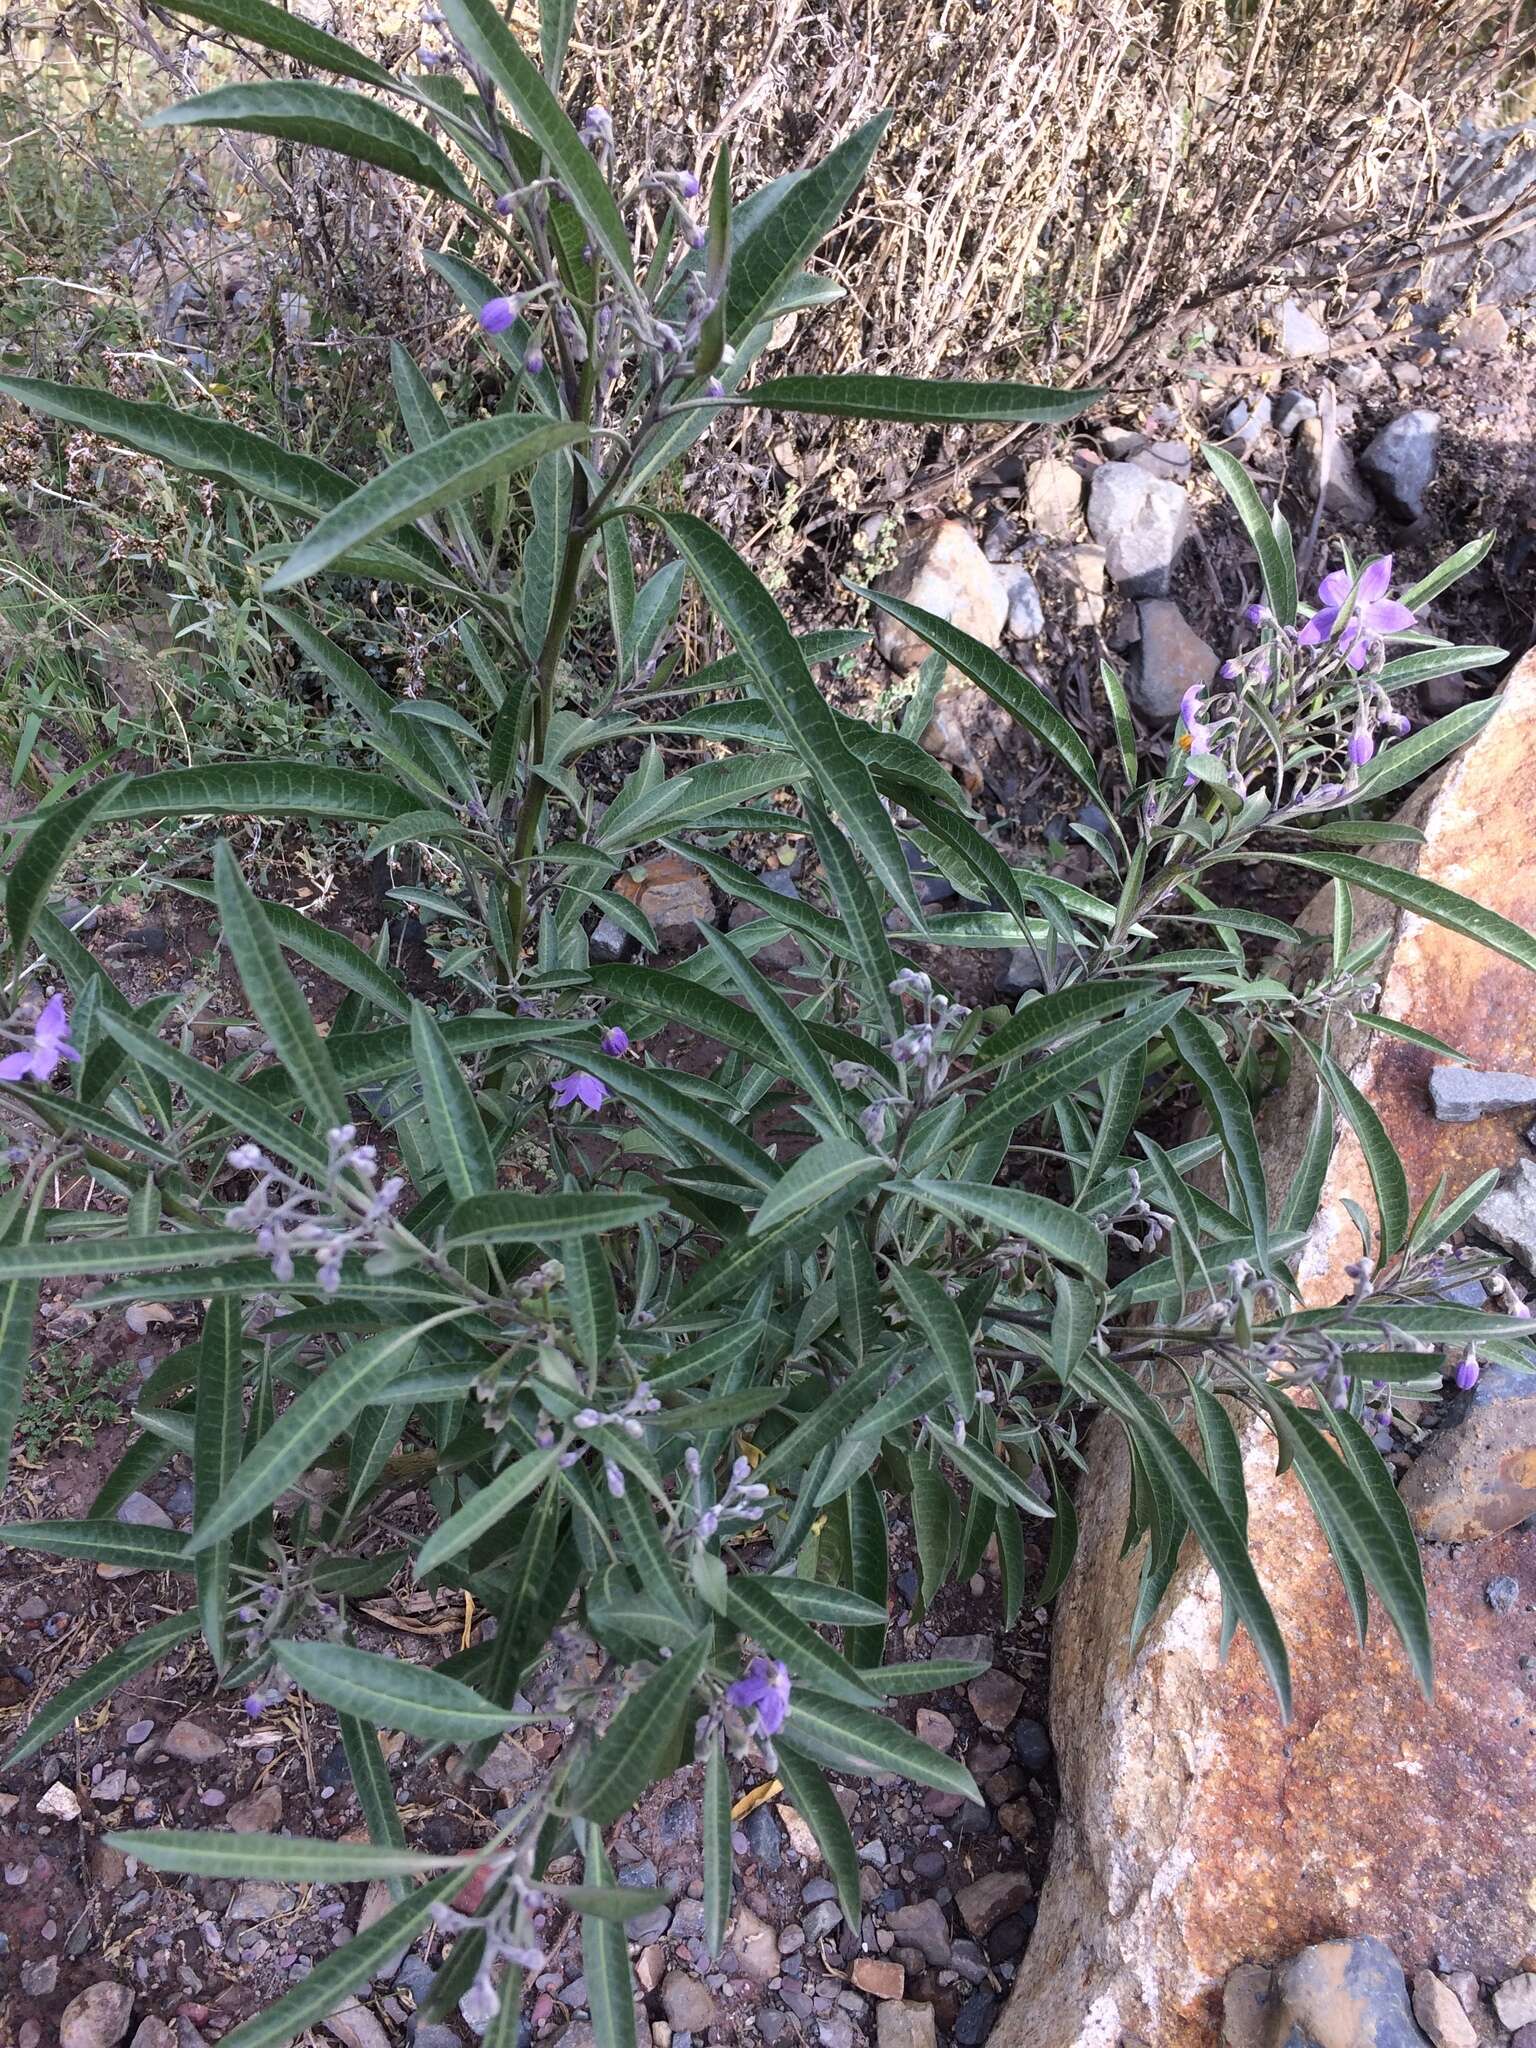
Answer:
[[1294, 418, 1376, 527], [1000, 565, 1044, 640], [803, 1900, 844, 1944], [1086, 463, 1191, 598], [1220, 396, 1272, 453], [660, 1972, 717, 2031], [21, 1957, 59, 1995], [1099, 426, 1148, 459], [60, 1984, 136, 2048], [1496, 1973, 1536, 2028], [1430, 1065, 1536, 1121], [1411, 1968, 1477, 2048], [1023, 458, 1083, 539], [161, 1720, 224, 1763], [1487, 1572, 1520, 1613], [1270, 1936, 1432, 2047], [227, 1880, 296, 1923], [1221, 1962, 1276, 2047], [474, 1735, 536, 1792], [1474, 1157, 1536, 1275], [411, 2029, 461, 2048], [953, 1989, 1001, 2045], [1360, 411, 1441, 522], [1278, 298, 1330, 357], [1131, 443, 1193, 481], [995, 948, 1046, 998], [116, 1491, 172, 1529], [742, 1803, 782, 1870], [884, 1899, 951, 1967], [589, 913, 632, 964], [1133, 600, 1218, 722], [1399, 1358, 1536, 1543], [1011, 1719, 1052, 1771], [934, 1634, 994, 1664], [875, 2005, 939, 2048], [1272, 391, 1318, 437], [323, 1999, 391, 2048]]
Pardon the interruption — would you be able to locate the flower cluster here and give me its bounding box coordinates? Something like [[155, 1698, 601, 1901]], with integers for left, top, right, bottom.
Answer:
[[225, 1125, 405, 1293], [851, 970, 971, 1129], [684, 1448, 770, 1541], [0, 992, 78, 1084]]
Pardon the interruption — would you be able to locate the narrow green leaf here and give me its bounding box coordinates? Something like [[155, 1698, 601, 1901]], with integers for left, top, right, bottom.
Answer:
[[745, 374, 1101, 424], [1166, 1009, 1269, 1261], [1201, 444, 1297, 625], [774, 1740, 861, 1922], [279, 1638, 517, 1742], [6, 776, 125, 967], [268, 417, 585, 592], [215, 840, 346, 1127], [782, 1690, 982, 1803], [697, 922, 846, 1121], [582, 1827, 639, 2048], [565, 1634, 710, 1825], [342, 1714, 408, 1897], [702, 1730, 732, 1955], [443, 1190, 665, 1247], [903, 1179, 1108, 1280], [761, 1578, 887, 1627], [107, 1831, 455, 1879], [725, 1576, 879, 1706], [412, 1005, 497, 1199], [1273, 849, 1536, 980], [0, 1520, 191, 1571], [725, 117, 889, 340], [852, 1658, 988, 1696], [1315, 1047, 1409, 1259], [749, 1140, 884, 1238], [155, 0, 393, 83], [889, 1265, 975, 1419], [1351, 699, 1496, 803], [194, 1296, 244, 1670], [100, 1014, 330, 1177], [414, 1447, 560, 1576]]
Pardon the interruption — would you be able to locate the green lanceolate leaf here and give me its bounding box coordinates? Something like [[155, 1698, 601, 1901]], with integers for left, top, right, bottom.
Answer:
[[851, 582, 1104, 806], [782, 1691, 982, 1804], [145, 80, 473, 204], [973, 979, 1157, 1072], [1315, 1047, 1409, 1259], [342, 1714, 408, 1894], [581, 1827, 638, 2048], [0, 1198, 41, 1497], [1399, 532, 1495, 611], [1272, 850, 1536, 982], [759, 1579, 888, 1628], [107, 1830, 456, 1880], [411, 1006, 497, 1199], [1165, 1009, 1269, 1262], [724, 1575, 879, 1706], [0, 1521, 192, 1571], [86, 761, 420, 827], [888, 1265, 975, 1420], [773, 1739, 861, 1922], [100, 1014, 331, 1178], [194, 1296, 245, 1671], [443, 1190, 665, 1247], [440, 0, 633, 279], [725, 116, 888, 340], [659, 515, 921, 922], [170, 875, 412, 1019], [749, 1140, 885, 1238], [1351, 699, 1496, 803], [564, 1231, 618, 1370], [844, 1473, 888, 1670], [744, 374, 1101, 424], [277, 1638, 518, 1742], [414, 1447, 560, 1575], [6, 775, 125, 968], [3, 1612, 199, 1769], [696, 922, 846, 1121], [214, 841, 346, 1128], [187, 1323, 452, 1555], [155, 0, 393, 82], [853, 1658, 989, 1696], [0, 1230, 244, 1284], [903, 1179, 1108, 1280], [565, 1633, 710, 1826], [1202, 443, 1297, 626], [703, 1730, 732, 1955], [267, 417, 586, 592]]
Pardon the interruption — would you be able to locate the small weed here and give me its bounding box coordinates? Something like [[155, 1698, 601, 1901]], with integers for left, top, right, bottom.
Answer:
[[14, 1343, 135, 1462]]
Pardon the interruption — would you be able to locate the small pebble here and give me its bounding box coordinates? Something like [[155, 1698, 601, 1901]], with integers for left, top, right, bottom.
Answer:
[[1487, 1575, 1520, 1615]]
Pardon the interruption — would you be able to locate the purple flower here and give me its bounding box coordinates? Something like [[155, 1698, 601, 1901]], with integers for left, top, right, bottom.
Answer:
[[479, 297, 518, 335], [0, 994, 80, 1084], [525, 347, 545, 376], [1455, 1349, 1481, 1392], [727, 1656, 793, 1737], [1296, 556, 1416, 672], [242, 1694, 267, 1718], [1347, 726, 1376, 767], [678, 170, 701, 199], [551, 1072, 607, 1113], [601, 1025, 630, 1058]]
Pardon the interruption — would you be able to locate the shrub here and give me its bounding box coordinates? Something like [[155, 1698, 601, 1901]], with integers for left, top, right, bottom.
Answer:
[[0, 9, 1531, 2043]]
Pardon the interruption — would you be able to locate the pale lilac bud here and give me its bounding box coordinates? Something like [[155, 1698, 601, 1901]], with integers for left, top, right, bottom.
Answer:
[[601, 1026, 630, 1057], [1455, 1350, 1481, 1392], [678, 170, 700, 198], [706, 377, 725, 399], [731, 1455, 752, 1484], [494, 192, 517, 216], [243, 1695, 266, 1718], [1348, 727, 1376, 767], [479, 297, 517, 334], [525, 346, 545, 375], [684, 1448, 702, 1478], [604, 1459, 626, 1498], [698, 1509, 719, 1539]]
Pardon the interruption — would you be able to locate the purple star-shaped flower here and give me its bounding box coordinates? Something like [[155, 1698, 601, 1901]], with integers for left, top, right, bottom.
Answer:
[[0, 994, 80, 1084], [727, 1656, 792, 1737], [551, 1071, 607, 1113], [1296, 556, 1416, 672]]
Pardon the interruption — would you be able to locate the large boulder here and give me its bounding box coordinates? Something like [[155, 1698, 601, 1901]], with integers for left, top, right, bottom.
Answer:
[[998, 650, 1536, 2048]]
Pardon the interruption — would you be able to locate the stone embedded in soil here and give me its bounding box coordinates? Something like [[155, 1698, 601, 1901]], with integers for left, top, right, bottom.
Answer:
[[38, 1780, 81, 1820], [1397, 1361, 1536, 1543], [999, 649, 1536, 2048], [778, 1801, 820, 1861], [228, 1880, 295, 1923], [1086, 463, 1191, 598], [1429, 1065, 1536, 1120], [915, 1708, 956, 1752], [967, 1669, 1025, 1732], [116, 1490, 172, 1527], [1277, 297, 1330, 356], [660, 1971, 717, 2030], [1220, 1963, 1275, 2047], [1269, 1939, 1429, 2048], [1272, 390, 1318, 436], [614, 852, 715, 948], [1413, 1969, 1478, 2048], [322, 1999, 391, 2048], [956, 1870, 1034, 1938], [1360, 409, 1441, 521], [128, 2023, 175, 2048], [1458, 303, 1509, 353], [1132, 599, 1217, 722], [1471, 1157, 1536, 1274], [872, 519, 1009, 673], [589, 911, 632, 963], [1294, 416, 1376, 526], [853, 1957, 907, 1999], [876, 2002, 940, 2048], [998, 1799, 1038, 1844], [935, 1633, 994, 1664], [726, 1904, 780, 1984], [886, 1899, 952, 1967], [160, 1720, 225, 1763], [1508, 1995, 1536, 2043], [227, 1784, 283, 1834], [1024, 458, 1083, 540], [1000, 565, 1044, 640], [954, 1989, 1002, 2046], [60, 1983, 135, 2048], [995, 947, 1046, 998], [475, 1733, 537, 1791]]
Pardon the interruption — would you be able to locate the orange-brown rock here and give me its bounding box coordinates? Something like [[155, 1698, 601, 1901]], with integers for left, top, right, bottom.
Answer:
[[998, 650, 1536, 2048], [613, 851, 715, 948]]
